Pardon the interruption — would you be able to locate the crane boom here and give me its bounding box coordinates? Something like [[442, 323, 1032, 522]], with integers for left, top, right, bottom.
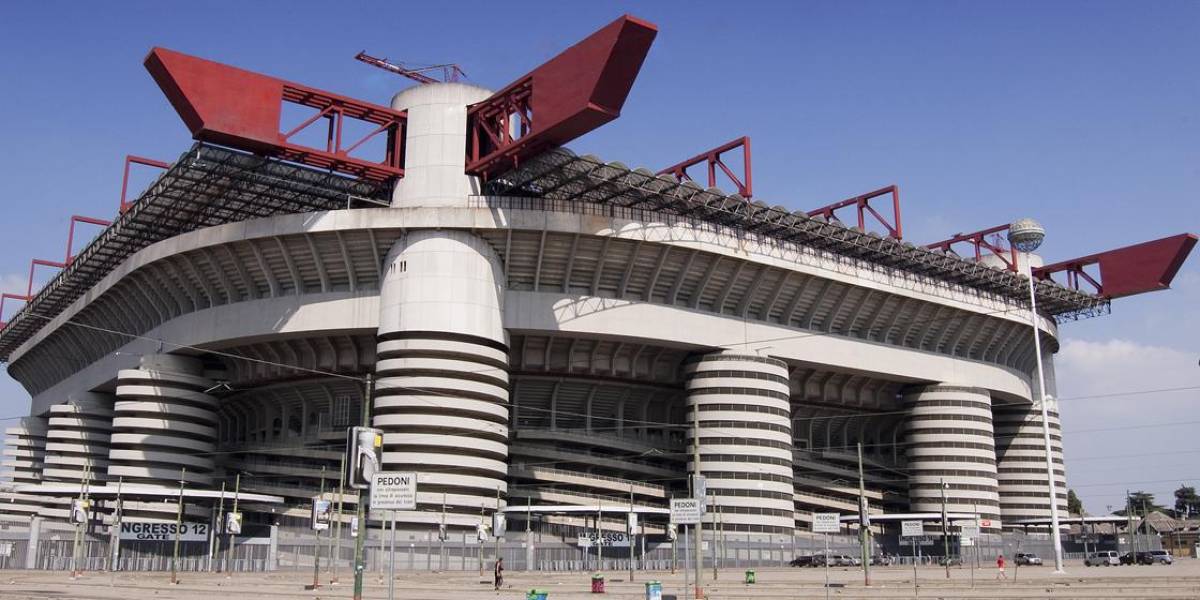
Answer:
[[354, 51, 465, 84]]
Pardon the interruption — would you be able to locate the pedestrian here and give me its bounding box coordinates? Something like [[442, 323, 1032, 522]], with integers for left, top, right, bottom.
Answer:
[[996, 554, 1007, 580], [494, 556, 504, 590]]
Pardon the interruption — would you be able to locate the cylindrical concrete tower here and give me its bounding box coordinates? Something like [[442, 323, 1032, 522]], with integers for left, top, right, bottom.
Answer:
[[994, 400, 1068, 525], [390, 83, 492, 208], [109, 355, 218, 487], [903, 385, 1001, 525], [42, 393, 113, 486], [1, 417, 47, 518], [374, 229, 509, 522], [684, 352, 794, 535]]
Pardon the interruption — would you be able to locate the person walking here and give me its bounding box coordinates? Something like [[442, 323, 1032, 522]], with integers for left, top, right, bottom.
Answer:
[[996, 554, 1008, 580], [494, 557, 504, 590]]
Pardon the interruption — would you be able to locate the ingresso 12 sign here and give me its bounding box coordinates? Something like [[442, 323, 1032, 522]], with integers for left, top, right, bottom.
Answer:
[[119, 521, 210, 542], [577, 532, 632, 548]]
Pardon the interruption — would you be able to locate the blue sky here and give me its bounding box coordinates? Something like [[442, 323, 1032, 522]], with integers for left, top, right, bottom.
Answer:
[[0, 1, 1196, 515]]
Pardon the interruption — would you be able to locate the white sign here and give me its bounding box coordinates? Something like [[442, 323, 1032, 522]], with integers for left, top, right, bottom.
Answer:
[[627, 513, 638, 532], [370, 472, 417, 510], [961, 537, 975, 547], [812, 512, 841, 533], [960, 524, 980, 539], [312, 498, 332, 531], [576, 532, 632, 548], [670, 498, 702, 525], [901, 520, 924, 538], [693, 475, 707, 515], [119, 521, 210, 542]]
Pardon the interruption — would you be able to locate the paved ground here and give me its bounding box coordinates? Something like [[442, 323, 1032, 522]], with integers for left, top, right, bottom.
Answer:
[[2, 561, 1199, 599]]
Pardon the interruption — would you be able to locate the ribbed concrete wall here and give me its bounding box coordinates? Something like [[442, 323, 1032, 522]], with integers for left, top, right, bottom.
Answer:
[[1, 417, 47, 519], [109, 355, 217, 486], [685, 352, 793, 535], [994, 400, 1068, 524], [375, 230, 509, 521], [42, 393, 113, 485], [903, 385, 1001, 524]]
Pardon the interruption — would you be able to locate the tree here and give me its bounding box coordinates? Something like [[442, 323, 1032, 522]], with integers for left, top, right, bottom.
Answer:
[[1067, 489, 1084, 516], [1174, 485, 1200, 518], [1129, 491, 1164, 516]]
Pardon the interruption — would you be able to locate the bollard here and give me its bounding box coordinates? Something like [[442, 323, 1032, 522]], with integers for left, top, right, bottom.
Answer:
[[591, 573, 605, 594]]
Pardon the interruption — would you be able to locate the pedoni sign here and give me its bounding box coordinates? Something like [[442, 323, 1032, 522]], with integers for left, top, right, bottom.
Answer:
[[370, 472, 417, 511], [119, 521, 210, 542]]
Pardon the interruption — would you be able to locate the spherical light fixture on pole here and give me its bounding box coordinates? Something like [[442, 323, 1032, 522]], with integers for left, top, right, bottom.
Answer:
[[1007, 217, 1065, 574]]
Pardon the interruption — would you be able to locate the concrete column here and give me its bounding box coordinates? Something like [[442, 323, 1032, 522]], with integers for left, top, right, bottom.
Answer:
[[108, 354, 218, 487], [268, 524, 279, 571], [2, 417, 48, 518], [374, 230, 510, 523], [389, 83, 492, 208], [685, 351, 793, 536], [993, 399, 1068, 525], [902, 385, 1001, 527], [24, 516, 41, 569]]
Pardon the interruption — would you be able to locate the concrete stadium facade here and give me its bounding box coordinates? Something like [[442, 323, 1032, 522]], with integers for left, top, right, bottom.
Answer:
[[0, 78, 1081, 542]]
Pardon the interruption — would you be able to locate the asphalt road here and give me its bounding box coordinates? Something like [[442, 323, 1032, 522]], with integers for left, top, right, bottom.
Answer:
[[2, 561, 1199, 599]]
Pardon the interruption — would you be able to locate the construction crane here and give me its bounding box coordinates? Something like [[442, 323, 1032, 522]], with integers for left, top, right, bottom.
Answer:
[[354, 51, 466, 84]]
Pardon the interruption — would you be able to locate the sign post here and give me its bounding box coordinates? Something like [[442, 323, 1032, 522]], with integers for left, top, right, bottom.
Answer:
[[812, 513, 840, 600], [671, 498, 701, 599], [901, 520, 923, 595], [960, 522, 979, 588], [369, 472, 416, 600]]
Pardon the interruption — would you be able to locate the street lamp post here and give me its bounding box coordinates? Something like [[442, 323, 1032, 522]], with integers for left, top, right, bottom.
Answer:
[[1007, 218, 1065, 574]]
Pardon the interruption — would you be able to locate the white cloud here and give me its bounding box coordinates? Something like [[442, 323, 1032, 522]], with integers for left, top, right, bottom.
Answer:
[[0, 273, 25, 295], [1056, 337, 1200, 514]]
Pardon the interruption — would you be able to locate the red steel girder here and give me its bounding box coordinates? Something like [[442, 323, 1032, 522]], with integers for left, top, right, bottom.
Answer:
[[66, 215, 112, 264], [925, 224, 1017, 271], [120, 155, 170, 214], [809, 185, 903, 239], [25, 258, 66, 298], [145, 48, 406, 183], [658, 136, 753, 198], [465, 14, 657, 179], [1034, 233, 1197, 299], [0, 293, 30, 329]]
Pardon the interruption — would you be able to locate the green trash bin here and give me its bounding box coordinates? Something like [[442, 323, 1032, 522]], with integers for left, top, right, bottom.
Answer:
[[645, 580, 663, 600], [744, 569, 756, 584], [526, 591, 549, 600]]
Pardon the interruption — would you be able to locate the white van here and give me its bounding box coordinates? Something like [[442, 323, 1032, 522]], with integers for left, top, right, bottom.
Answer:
[[1085, 551, 1120, 566]]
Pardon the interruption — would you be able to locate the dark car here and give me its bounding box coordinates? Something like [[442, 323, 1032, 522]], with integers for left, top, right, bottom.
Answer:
[[1119, 552, 1137, 565], [938, 556, 962, 567], [871, 554, 894, 566], [789, 555, 815, 568], [1137, 550, 1173, 565]]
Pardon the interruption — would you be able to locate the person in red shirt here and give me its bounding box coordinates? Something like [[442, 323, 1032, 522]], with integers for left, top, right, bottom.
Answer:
[[996, 554, 1008, 580]]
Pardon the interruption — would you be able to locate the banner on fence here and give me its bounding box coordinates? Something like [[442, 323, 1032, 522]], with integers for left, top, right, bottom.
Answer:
[[576, 532, 632, 547], [119, 521, 210, 542]]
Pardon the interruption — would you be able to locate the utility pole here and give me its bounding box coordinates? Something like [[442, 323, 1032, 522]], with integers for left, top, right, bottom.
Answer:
[[312, 465, 327, 589], [352, 373, 373, 600], [493, 486, 501, 581], [171, 467, 186, 585], [213, 481, 225, 572], [108, 477, 123, 572], [691, 400, 703, 600], [597, 502, 603, 572], [440, 493, 447, 572], [858, 442, 870, 586], [1126, 491, 1135, 554], [226, 472, 240, 577], [331, 453, 345, 583], [940, 477, 950, 579], [527, 495, 533, 573], [629, 482, 635, 583], [479, 502, 485, 577], [71, 465, 89, 579]]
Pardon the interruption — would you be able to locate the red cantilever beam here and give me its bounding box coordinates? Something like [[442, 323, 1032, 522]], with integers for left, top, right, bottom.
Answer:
[[1035, 233, 1197, 299], [465, 14, 657, 179], [26, 259, 66, 298], [809, 185, 903, 239], [145, 47, 407, 183], [925, 224, 1018, 271], [658, 137, 753, 198], [0, 293, 30, 329], [120, 155, 170, 214], [66, 215, 113, 263]]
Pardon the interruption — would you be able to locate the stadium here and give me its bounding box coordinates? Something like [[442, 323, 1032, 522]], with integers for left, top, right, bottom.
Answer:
[[0, 15, 1194, 571]]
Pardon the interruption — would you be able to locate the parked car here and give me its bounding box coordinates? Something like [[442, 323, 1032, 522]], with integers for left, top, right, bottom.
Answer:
[[789, 555, 815, 568], [938, 556, 963, 566], [871, 554, 895, 566], [1137, 550, 1174, 565], [1015, 552, 1043, 566], [1119, 552, 1137, 565], [1085, 551, 1121, 566]]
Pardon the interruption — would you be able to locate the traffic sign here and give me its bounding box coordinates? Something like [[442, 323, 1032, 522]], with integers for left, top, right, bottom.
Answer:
[[670, 498, 702, 525], [901, 520, 924, 538], [960, 524, 980, 539], [961, 537, 975, 547], [812, 512, 841, 533], [370, 471, 417, 510]]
